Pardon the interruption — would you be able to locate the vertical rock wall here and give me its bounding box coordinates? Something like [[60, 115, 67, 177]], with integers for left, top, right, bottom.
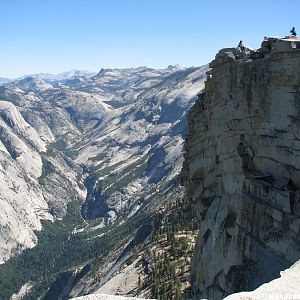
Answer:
[[183, 37, 300, 299]]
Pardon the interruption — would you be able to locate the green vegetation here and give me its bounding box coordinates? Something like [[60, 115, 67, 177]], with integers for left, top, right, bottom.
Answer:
[[99, 154, 149, 194], [48, 138, 67, 152], [0, 137, 197, 300], [0, 199, 148, 300], [88, 151, 109, 163], [38, 156, 55, 184], [143, 196, 199, 299], [47, 137, 79, 159]]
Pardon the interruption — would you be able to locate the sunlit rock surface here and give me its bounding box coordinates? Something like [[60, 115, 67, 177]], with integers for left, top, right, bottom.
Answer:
[[0, 100, 52, 263], [183, 37, 300, 299], [0, 65, 207, 266]]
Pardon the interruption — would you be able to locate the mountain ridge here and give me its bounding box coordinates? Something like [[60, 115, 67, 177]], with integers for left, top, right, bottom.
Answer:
[[0, 64, 207, 299]]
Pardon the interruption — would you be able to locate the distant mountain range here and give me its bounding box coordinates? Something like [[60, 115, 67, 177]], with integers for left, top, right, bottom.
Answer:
[[0, 66, 186, 86], [0, 70, 97, 86], [0, 77, 11, 85]]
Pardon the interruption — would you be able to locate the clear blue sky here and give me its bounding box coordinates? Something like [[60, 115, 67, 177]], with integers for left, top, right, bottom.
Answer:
[[1, 0, 298, 78]]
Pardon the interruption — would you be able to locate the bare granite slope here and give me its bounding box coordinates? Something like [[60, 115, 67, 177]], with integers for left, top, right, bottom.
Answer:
[[0, 100, 52, 263]]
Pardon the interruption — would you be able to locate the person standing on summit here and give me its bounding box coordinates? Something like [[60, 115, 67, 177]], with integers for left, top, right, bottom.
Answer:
[[238, 40, 245, 52], [290, 27, 297, 36]]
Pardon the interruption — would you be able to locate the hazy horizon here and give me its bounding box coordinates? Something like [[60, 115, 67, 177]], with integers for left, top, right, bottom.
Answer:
[[0, 64, 197, 80]]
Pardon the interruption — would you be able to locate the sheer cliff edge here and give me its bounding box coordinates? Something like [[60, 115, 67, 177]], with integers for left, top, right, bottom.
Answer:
[[182, 36, 300, 299]]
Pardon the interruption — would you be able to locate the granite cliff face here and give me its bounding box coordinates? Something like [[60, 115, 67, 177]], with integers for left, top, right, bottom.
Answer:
[[0, 98, 85, 264], [183, 37, 300, 299]]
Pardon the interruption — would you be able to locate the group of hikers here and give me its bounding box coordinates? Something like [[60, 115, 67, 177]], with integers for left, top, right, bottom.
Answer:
[[238, 27, 297, 52]]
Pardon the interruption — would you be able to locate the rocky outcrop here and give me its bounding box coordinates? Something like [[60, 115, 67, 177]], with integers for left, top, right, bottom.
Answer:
[[224, 260, 300, 300], [0, 98, 86, 263], [43, 265, 91, 300], [182, 36, 300, 299], [0, 100, 53, 263]]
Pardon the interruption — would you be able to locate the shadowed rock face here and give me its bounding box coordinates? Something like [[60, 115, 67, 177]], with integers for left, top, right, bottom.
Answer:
[[182, 37, 300, 299]]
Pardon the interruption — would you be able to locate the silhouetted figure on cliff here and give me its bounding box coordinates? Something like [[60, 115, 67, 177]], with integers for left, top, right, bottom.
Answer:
[[290, 27, 297, 36], [238, 40, 245, 52]]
